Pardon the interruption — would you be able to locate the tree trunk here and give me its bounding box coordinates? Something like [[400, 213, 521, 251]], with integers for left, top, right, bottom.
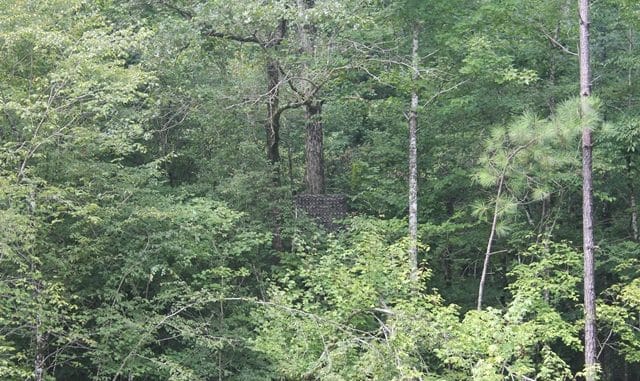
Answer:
[[627, 157, 638, 241], [408, 24, 419, 281], [627, 29, 638, 243], [631, 187, 638, 242], [34, 281, 46, 381], [297, 0, 315, 53], [579, 0, 598, 378], [265, 60, 284, 249], [304, 101, 325, 194], [265, 59, 281, 165], [263, 18, 287, 166], [477, 174, 504, 311], [297, 0, 325, 194], [194, 9, 287, 167], [34, 328, 45, 381]]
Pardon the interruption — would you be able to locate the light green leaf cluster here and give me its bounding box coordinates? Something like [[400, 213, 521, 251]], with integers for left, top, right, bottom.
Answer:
[[255, 217, 454, 380], [599, 261, 640, 364], [472, 99, 585, 227], [460, 36, 539, 85], [435, 241, 580, 380]]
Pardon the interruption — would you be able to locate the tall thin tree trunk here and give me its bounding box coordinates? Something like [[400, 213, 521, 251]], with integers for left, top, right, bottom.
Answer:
[[627, 157, 638, 241], [218, 292, 224, 381], [34, 281, 46, 381], [408, 23, 419, 281], [34, 323, 45, 381], [627, 31, 638, 243], [579, 0, 598, 378], [477, 174, 504, 311], [630, 185, 638, 244], [547, 25, 559, 113]]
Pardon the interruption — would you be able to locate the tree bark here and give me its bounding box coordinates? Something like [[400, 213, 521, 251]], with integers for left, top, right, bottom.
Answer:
[[408, 24, 419, 281], [579, 0, 598, 378], [265, 60, 281, 165], [304, 101, 325, 194], [263, 18, 287, 166], [263, 22, 287, 249]]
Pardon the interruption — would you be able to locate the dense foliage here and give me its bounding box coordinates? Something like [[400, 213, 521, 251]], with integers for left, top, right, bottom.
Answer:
[[2, 0, 640, 380]]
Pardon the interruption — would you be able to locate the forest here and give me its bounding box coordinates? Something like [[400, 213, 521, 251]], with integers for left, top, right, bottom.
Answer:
[[2, 0, 640, 380]]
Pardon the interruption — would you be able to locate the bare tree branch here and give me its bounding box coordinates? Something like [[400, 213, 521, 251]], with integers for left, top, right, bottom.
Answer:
[[423, 79, 469, 107], [539, 28, 578, 56]]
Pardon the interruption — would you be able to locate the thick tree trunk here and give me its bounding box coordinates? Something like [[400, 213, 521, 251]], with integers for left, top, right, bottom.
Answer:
[[297, 0, 325, 194], [297, 0, 315, 53], [304, 101, 325, 194], [408, 24, 419, 281], [579, 0, 598, 378]]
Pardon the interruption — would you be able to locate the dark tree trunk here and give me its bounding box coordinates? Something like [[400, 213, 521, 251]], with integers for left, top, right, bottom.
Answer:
[[168, 4, 288, 167], [579, 0, 597, 378], [263, 18, 287, 165], [265, 59, 281, 165], [264, 22, 287, 249], [304, 101, 325, 194]]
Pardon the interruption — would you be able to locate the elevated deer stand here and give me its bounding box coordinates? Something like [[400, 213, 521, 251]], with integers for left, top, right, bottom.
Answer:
[[294, 194, 348, 231]]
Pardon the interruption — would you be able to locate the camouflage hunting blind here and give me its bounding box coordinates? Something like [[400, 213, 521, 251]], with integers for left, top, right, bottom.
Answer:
[[294, 194, 348, 231]]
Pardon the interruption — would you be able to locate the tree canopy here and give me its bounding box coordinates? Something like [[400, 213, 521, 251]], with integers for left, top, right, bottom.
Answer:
[[2, 0, 640, 380]]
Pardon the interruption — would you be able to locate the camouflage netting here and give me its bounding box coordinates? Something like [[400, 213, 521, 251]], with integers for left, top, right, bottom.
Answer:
[[294, 194, 348, 231]]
